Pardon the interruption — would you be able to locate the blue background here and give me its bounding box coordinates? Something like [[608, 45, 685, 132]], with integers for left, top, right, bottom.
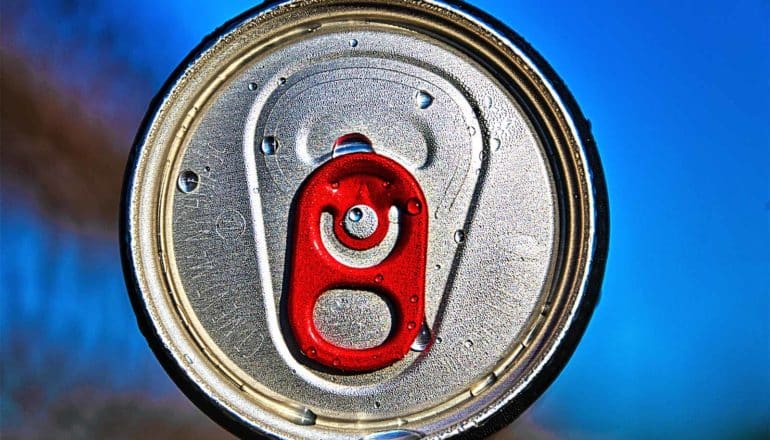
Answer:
[[1, 1, 767, 438]]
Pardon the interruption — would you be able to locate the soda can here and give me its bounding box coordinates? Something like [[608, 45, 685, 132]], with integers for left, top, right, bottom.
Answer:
[[121, 0, 609, 438]]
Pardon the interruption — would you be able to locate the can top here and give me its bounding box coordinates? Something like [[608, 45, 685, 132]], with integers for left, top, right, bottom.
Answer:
[[122, 1, 608, 438]]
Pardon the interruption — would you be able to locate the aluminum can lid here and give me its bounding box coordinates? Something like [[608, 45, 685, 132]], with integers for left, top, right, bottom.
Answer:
[[121, 1, 609, 438]]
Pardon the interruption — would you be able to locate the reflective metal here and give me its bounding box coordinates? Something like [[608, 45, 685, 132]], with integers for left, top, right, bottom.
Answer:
[[121, 0, 608, 438]]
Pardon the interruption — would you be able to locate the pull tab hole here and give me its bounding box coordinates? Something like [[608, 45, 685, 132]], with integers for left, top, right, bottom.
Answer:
[[313, 289, 394, 350]]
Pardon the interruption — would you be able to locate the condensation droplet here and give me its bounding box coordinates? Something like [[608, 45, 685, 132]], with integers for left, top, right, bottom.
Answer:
[[261, 136, 278, 155], [454, 229, 465, 244], [349, 39, 359, 47], [278, 77, 287, 85], [406, 198, 422, 215], [483, 96, 493, 108], [348, 207, 363, 222], [177, 170, 199, 193], [464, 339, 474, 349], [415, 90, 434, 109], [410, 322, 432, 352], [374, 274, 384, 283], [332, 133, 373, 157], [183, 354, 193, 364], [247, 82, 258, 91], [468, 126, 477, 136], [374, 401, 381, 409], [491, 137, 501, 151]]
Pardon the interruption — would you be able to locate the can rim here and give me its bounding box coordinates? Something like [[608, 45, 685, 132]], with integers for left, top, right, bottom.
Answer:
[[120, 1, 609, 438]]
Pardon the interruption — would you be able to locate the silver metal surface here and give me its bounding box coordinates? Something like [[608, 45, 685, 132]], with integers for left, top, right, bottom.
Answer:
[[314, 289, 393, 350], [123, 1, 606, 439], [343, 205, 379, 240]]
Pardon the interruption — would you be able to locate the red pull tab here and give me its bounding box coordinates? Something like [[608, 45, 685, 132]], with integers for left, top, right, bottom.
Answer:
[[286, 151, 428, 372]]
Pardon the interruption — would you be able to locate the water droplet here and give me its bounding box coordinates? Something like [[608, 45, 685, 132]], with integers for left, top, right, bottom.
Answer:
[[483, 96, 493, 108], [435, 264, 441, 270], [349, 39, 359, 47], [348, 207, 363, 222], [332, 133, 373, 157], [333, 358, 340, 366], [183, 354, 193, 364], [454, 230, 465, 244], [470, 373, 497, 397], [204, 165, 211, 172], [374, 274, 384, 283], [410, 322, 432, 352], [407, 321, 417, 330], [374, 401, 381, 409], [362, 429, 424, 440], [331, 181, 340, 189], [406, 198, 422, 215], [468, 126, 477, 136], [261, 136, 278, 155], [278, 77, 287, 85], [491, 138, 501, 151], [177, 170, 199, 193], [436, 337, 443, 343], [247, 82, 258, 91], [293, 407, 317, 426], [464, 339, 474, 348], [415, 90, 433, 109], [307, 347, 317, 357], [410, 295, 419, 303]]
